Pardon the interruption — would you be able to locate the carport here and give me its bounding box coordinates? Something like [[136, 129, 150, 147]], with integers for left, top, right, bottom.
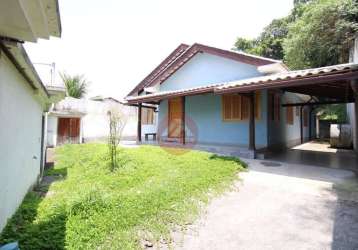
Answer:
[[216, 63, 358, 154], [215, 61, 358, 171]]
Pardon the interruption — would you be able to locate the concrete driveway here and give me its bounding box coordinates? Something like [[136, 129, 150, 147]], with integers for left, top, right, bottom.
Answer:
[[173, 159, 358, 250]]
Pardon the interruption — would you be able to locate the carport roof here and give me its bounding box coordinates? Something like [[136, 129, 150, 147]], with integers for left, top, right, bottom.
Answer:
[[126, 62, 358, 104]]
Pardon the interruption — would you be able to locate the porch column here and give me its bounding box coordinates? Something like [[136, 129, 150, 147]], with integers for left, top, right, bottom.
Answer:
[[137, 103, 142, 142], [351, 79, 358, 152], [300, 106, 303, 144], [181, 96, 186, 144], [309, 107, 313, 140], [249, 92, 256, 152]]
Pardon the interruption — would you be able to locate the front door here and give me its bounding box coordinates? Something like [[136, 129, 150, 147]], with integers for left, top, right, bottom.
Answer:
[[57, 117, 81, 145], [168, 97, 183, 138]]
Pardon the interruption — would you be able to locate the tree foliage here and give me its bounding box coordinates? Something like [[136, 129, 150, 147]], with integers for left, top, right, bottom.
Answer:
[[234, 0, 358, 69], [60, 73, 90, 98], [234, 18, 289, 60], [284, 0, 358, 69]]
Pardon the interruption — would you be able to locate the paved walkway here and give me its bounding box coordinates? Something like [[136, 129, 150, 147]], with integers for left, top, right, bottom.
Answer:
[[172, 159, 358, 250]]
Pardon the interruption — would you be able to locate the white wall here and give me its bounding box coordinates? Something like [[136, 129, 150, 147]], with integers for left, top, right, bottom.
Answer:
[[348, 103, 357, 150], [47, 98, 142, 145], [268, 92, 311, 149], [47, 115, 58, 146], [0, 53, 43, 231]]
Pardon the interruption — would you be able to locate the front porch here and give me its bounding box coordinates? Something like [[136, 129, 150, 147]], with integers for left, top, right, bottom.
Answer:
[[120, 139, 358, 174]]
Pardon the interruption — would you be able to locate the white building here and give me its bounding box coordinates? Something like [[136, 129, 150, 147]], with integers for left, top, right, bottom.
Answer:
[[0, 0, 62, 231], [47, 96, 157, 147]]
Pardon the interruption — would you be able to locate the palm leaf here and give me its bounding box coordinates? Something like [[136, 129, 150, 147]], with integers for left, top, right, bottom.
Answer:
[[60, 72, 90, 98]]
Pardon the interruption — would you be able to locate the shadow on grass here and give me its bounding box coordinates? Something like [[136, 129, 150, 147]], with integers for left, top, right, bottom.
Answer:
[[209, 154, 248, 169], [0, 168, 68, 250]]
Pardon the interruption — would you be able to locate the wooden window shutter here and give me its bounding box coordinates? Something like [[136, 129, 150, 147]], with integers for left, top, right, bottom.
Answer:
[[222, 95, 232, 120], [232, 95, 241, 120], [142, 108, 154, 125], [255, 91, 261, 120], [286, 106, 294, 125], [147, 109, 153, 124], [241, 96, 250, 120], [303, 109, 308, 127], [142, 109, 147, 124]]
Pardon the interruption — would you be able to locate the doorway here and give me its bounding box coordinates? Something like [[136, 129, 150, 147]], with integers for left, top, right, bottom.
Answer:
[[168, 97, 183, 139], [57, 117, 81, 145]]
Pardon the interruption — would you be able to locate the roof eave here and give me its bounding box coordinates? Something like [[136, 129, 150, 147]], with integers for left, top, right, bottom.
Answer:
[[0, 40, 50, 98]]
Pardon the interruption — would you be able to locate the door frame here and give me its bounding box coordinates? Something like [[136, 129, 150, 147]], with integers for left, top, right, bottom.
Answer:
[[167, 97, 185, 141], [57, 117, 81, 145]]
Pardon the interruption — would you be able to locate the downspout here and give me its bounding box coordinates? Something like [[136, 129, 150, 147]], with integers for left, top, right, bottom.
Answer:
[[300, 107, 303, 144], [351, 80, 358, 152], [349, 35, 358, 152], [38, 111, 48, 184]]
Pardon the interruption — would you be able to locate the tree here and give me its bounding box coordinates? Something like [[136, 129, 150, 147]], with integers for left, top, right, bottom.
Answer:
[[234, 37, 255, 53], [60, 72, 89, 98], [234, 17, 291, 60], [284, 0, 358, 69], [107, 108, 127, 171]]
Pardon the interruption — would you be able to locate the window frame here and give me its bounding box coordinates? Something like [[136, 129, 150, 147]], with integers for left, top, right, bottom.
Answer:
[[222, 91, 261, 122], [141, 108, 155, 125], [286, 106, 294, 125]]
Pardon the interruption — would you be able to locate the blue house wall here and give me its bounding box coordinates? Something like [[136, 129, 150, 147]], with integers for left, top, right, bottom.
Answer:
[[156, 52, 310, 149], [158, 91, 268, 148], [160, 53, 261, 92]]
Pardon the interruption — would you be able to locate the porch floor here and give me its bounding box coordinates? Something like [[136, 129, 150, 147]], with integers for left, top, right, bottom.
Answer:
[[121, 140, 358, 172], [265, 141, 358, 172]]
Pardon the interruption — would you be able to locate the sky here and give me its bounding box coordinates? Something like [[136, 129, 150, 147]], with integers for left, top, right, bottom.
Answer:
[[25, 0, 294, 100]]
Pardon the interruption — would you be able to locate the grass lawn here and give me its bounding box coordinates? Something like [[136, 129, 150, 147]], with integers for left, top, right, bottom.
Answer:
[[0, 144, 246, 249]]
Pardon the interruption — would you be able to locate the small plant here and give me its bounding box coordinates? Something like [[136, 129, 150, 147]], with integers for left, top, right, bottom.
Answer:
[[107, 108, 126, 171], [60, 72, 90, 98]]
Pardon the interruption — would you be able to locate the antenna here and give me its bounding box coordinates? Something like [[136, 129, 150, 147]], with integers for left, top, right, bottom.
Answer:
[[33, 62, 56, 86]]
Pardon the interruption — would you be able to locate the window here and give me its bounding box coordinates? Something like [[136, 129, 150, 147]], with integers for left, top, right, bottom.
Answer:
[[286, 106, 294, 125], [142, 108, 155, 125], [269, 92, 280, 122], [222, 91, 261, 121], [296, 106, 300, 116], [303, 109, 308, 127]]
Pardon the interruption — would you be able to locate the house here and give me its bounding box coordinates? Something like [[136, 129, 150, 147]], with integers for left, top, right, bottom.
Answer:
[[0, 0, 62, 231], [46, 96, 156, 146], [126, 43, 358, 157]]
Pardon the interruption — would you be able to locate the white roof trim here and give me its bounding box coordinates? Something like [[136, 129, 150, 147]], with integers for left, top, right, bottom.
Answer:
[[0, 0, 61, 42]]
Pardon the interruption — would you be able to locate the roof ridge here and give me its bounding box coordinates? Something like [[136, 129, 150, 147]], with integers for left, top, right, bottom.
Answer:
[[126, 42, 281, 97], [127, 43, 189, 96], [193, 42, 282, 63]]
